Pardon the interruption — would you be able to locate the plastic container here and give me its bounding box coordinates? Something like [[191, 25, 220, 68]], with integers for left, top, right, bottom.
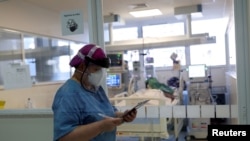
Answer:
[[0, 100, 6, 109], [26, 98, 33, 109]]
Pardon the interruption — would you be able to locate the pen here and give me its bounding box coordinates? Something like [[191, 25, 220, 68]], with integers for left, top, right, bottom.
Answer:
[[98, 113, 112, 118]]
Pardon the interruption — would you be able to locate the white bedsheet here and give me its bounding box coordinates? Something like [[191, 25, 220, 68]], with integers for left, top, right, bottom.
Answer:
[[114, 89, 178, 107], [113, 88, 184, 140]]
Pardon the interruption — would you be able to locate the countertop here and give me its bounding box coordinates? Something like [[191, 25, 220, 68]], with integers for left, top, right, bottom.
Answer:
[[0, 109, 53, 118]]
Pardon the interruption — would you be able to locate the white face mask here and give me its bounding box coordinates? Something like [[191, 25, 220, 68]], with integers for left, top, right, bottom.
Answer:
[[88, 69, 104, 87]]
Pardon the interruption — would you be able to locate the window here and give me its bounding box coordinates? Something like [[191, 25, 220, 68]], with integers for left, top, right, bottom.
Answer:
[[190, 18, 227, 66], [190, 40, 225, 66], [0, 30, 22, 85], [143, 47, 186, 67], [0, 28, 85, 86], [23, 34, 84, 83], [105, 27, 138, 42], [143, 22, 185, 37], [141, 23, 186, 68], [228, 24, 236, 65], [24, 35, 71, 82], [123, 50, 140, 70]]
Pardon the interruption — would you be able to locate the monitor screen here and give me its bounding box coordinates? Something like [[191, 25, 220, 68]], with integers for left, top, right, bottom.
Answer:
[[107, 53, 123, 67], [106, 73, 121, 88], [188, 64, 206, 78]]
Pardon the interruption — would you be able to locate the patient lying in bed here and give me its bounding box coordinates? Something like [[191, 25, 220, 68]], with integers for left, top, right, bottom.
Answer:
[[145, 77, 176, 101]]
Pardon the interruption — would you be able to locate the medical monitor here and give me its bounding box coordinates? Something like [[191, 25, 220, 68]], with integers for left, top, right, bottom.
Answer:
[[106, 73, 122, 89], [188, 64, 207, 78], [107, 53, 123, 67], [107, 53, 124, 71]]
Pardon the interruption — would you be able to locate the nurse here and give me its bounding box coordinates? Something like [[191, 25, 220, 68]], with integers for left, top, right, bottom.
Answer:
[[52, 44, 137, 141]]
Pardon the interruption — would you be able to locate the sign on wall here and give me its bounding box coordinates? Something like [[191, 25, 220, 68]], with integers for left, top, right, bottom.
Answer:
[[61, 9, 84, 36], [1, 63, 32, 90]]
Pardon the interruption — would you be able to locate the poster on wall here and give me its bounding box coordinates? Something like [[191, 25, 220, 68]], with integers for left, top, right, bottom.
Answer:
[[1, 63, 32, 90], [61, 9, 84, 36]]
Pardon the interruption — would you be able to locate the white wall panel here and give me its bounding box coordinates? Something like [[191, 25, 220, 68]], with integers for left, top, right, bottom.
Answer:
[[0, 0, 89, 42]]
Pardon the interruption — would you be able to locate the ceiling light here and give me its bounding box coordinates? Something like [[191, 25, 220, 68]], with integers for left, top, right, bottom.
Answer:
[[128, 3, 148, 10], [2, 29, 20, 33], [129, 9, 162, 18]]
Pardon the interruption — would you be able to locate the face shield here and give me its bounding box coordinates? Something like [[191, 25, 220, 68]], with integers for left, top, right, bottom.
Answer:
[[85, 56, 110, 68]]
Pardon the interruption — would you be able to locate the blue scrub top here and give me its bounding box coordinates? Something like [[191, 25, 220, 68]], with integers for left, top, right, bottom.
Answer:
[[52, 79, 117, 141]]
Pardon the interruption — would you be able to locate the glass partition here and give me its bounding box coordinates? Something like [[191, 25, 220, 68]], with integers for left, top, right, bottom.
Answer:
[[23, 35, 71, 82], [0, 28, 85, 86], [190, 18, 227, 66], [143, 47, 186, 67], [0, 30, 22, 85], [143, 22, 185, 37]]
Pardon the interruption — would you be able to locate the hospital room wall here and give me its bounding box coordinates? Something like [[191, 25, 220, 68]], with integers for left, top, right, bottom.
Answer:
[[0, 83, 62, 109], [0, 0, 89, 43], [0, 0, 231, 110], [0, 1, 230, 89], [0, 1, 89, 109]]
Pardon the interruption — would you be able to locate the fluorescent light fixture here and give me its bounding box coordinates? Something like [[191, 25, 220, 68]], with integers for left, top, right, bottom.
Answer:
[[2, 29, 20, 33], [130, 9, 162, 18], [128, 3, 148, 10]]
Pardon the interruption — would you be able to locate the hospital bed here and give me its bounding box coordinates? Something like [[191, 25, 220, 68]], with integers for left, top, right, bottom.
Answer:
[[109, 75, 185, 141]]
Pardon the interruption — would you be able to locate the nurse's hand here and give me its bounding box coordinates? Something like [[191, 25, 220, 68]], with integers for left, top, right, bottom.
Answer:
[[122, 109, 137, 122], [100, 117, 123, 132]]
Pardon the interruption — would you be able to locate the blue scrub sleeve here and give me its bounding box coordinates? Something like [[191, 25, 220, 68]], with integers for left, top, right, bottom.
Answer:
[[113, 105, 118, 112]]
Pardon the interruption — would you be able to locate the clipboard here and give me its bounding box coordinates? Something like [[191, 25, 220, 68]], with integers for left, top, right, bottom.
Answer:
[[122, 99, 150, 118]]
